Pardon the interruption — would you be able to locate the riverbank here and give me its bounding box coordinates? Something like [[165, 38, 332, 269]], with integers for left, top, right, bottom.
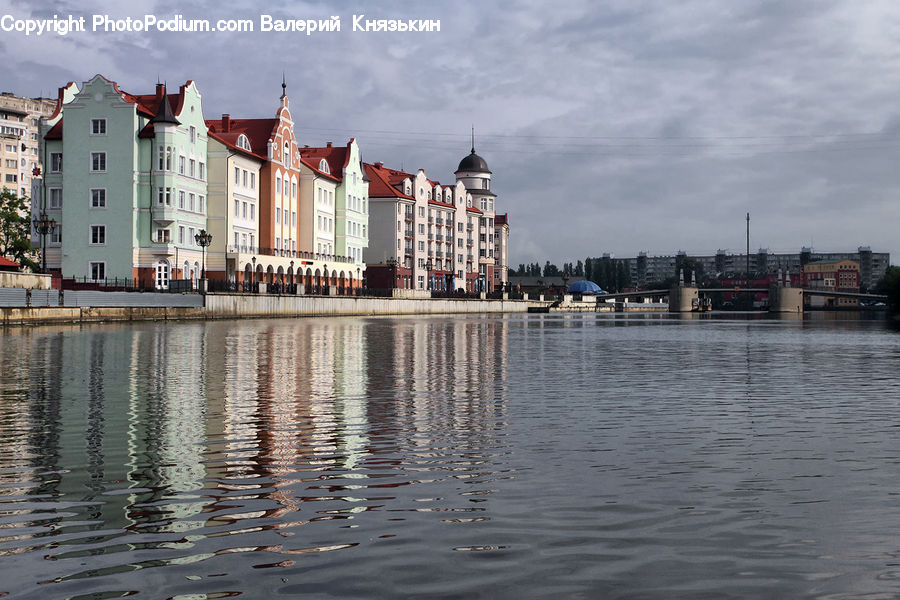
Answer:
[[1, 293, 543, 326]]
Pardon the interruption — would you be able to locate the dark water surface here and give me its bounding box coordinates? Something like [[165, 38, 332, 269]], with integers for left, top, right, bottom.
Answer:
[[1, 313, 899, 599]]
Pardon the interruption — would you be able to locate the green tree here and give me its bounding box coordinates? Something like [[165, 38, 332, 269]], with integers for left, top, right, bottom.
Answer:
[[876, 266, 900, 312], [575, 260, 584, 277], [0, 189, 38, 272]]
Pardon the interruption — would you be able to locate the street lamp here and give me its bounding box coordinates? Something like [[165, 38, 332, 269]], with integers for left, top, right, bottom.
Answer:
[[562, 273, 569, 296], [323, 263, 328, 291], [426, 257, 433, 290], [32, 212, 56, 274], [194, 229, 212, 279], [356, 266, 361, 292]]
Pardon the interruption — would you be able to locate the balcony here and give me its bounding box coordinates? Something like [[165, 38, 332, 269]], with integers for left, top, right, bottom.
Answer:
[[435, 234, 443, 242], [467, 255, 474, 262], [436, 250, 443, 258], [467, 224, 474, 231], [435, 217, 443, 224]]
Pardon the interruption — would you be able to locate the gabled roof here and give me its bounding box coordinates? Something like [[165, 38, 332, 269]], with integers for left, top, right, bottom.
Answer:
[[300, 141, 354, 182], [363, 162, 414, 200], [299, 157, 341, 182], [206, 117, 278, 161], [45, 78, 192, 141], [206, 130, 265, 162], [0, 257, 20, 269]]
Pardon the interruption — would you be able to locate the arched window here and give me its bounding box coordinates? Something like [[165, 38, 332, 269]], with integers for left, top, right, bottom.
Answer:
[[284, 142, 290, 166], [183, 260, 190, 280], [319, 159, 330, 174], [156, 260, 170, 290], [193, 261, 200, 285], [236, 134, 251, 152]]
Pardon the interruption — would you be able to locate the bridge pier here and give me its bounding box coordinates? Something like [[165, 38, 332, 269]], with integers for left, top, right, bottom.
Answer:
[[668, 286, 698, 313], [769, 286, 803, 313]]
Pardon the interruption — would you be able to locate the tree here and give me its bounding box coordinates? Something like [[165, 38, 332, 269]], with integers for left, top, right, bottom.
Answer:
[[0, 189, 38, 272], [575, 260, 584, 277], [876, 266, 900, 312]]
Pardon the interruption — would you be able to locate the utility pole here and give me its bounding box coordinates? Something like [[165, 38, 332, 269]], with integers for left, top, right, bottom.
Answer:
[[746, 212, 750, 280]]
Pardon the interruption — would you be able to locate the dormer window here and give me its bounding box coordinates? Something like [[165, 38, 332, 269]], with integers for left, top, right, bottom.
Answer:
[[319, 159, 330, 174], [236, 134, 251, 151]]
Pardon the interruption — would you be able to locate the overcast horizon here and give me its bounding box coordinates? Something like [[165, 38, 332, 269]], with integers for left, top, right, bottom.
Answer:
[[2, 0, 898, 266]]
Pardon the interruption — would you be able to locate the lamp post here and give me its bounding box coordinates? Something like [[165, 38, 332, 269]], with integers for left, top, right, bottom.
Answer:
[[194, 229, 212, 279], [426, 257, 433, 291], [323, 263, 328, 293], [356, 266, 361, 292], [562, 273, 569, 297], [32, 212, 57, 275]]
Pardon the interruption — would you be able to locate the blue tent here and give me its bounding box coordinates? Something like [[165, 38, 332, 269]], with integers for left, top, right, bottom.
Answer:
[[568, 280, 605, 294]]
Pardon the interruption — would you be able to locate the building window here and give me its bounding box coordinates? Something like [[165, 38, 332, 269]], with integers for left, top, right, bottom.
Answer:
[[180, 156, 186, 174], [179, 226, 185, 244], [48, 187, 62, 209], [242, 202, 247, 218], [234, 199, 239, 216], [89, 261, 105, 282], [242, 170, 247, 187], [189, 193, 195, 211], [179, 191, 185, 208], [51, 226, 62, 245], [90, 188, 106, 208], [50, 152, 62, 173], [189, 126, 196, 143], [199, 195, 204, 213], [276, 207, 281, 224], [199, 162, 205, 180], [234, 166, 240, 185], [91, 119, 106, 135], [156, 228, 170, 243], [91, 152, 106, 172], [90, 224, 106, 245], [189, 159, 196, 177], [250, 173, 255, 189]]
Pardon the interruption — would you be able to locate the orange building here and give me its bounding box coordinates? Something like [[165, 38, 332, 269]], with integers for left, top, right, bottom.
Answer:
[[803, 259, 860, 307]]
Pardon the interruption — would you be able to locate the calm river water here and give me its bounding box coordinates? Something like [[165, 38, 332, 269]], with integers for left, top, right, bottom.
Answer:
[[1, 313, 899, 599]]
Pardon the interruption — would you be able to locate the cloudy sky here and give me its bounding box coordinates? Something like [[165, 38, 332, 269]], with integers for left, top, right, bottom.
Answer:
[[2, 0, 899, 266]]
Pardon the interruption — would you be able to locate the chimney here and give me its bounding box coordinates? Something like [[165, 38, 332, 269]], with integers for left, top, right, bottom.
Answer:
[[155, 83, 165, 100], [222, 113, 230, 132], [326, 141, 333, 148]]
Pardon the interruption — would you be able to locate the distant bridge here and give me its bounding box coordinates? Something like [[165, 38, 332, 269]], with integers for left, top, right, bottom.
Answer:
[[587, 287, 888, 313]]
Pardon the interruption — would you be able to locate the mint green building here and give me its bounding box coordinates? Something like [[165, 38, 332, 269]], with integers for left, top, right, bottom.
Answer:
[[42, 75, 209, 288]]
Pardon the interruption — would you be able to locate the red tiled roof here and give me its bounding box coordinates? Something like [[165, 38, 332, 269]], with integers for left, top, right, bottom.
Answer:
[[0, 257, 20, 268], [206, 118, 278, 161], [363, 162, 414, 200], [44, 120, 63, 140], [466, 206, 483, 214], [300, 142, 352, 182], [206, 130, 265, 161], [299, 158, 340, 182], [496, 213, 508, 225]]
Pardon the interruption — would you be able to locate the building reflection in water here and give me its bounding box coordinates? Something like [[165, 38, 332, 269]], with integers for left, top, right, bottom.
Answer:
[[0, 316, 509, 576]]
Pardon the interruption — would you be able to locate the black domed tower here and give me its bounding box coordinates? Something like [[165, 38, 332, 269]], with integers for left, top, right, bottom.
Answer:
[[455, 131, 499, 291]]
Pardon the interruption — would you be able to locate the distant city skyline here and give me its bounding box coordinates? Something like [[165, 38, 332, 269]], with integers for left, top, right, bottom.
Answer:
[[2, 0, 899, 264]]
